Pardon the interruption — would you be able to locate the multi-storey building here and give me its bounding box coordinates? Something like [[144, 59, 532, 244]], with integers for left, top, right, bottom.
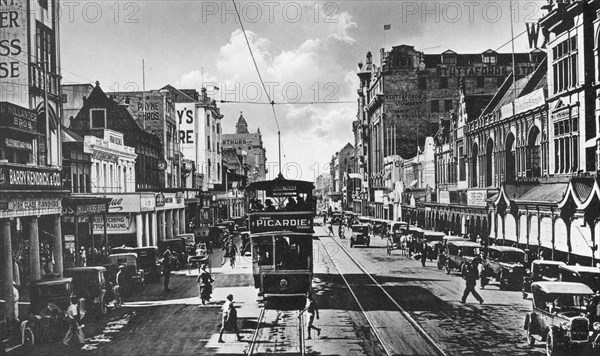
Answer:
[[221, 112, 267, 184], [0, 0, 66, 319], [329, 143, 354, 211], [355, 45, 542, 219]]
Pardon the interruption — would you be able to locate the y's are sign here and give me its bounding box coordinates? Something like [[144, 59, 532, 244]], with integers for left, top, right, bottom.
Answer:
[[176, 103, 196, 162]]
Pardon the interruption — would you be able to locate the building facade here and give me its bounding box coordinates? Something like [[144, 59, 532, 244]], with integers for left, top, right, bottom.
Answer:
[[0, 0, 65, 320], [221, 112, 267, 184]]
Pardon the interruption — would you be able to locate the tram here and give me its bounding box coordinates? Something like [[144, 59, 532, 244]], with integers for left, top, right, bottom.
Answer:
[[246, 174, 315, 299]]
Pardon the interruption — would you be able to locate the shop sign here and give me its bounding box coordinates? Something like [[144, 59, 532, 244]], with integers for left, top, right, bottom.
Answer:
[[0, 164, 62, 189], [0, 197, 61, 218], [155, 192, 166, 207], [551, 106, 571, 121], [76, 203, 108, 215], [0, 102, 35, 130], [140, 194, 155, 211], [64, 234, 75, 242], [5, 138, 32, 150], [514, 88, 545, 115], [104, 194, 153, 213], [467, 190, 487, 206], [93, 214, 134, 234]]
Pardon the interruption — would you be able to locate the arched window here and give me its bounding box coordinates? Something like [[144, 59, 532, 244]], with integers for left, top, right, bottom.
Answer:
[[505, 133, 516, 182], [486, 139, 494, 187], [471, 143, 479, 187], [526, 126, 541, 178]]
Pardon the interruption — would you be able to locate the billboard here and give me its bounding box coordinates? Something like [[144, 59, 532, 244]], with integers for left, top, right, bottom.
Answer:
[[176, 102, 197, 163], [249, 212, 314, 234], [0, 0, 29, 107]]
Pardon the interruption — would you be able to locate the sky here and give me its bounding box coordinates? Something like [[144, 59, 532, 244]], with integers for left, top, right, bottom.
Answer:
[[59, 0, 548, 182]]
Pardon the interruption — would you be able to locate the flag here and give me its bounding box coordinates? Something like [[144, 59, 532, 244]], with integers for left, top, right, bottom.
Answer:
[[384, 24, 391, 30]]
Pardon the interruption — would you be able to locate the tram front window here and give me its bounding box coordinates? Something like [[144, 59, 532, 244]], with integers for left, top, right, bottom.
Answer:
[[275, 235, 311, 270]]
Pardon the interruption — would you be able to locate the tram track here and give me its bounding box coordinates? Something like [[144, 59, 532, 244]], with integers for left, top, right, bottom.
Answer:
[[247, 306, 306, 355], [318, 226, 448, 356]]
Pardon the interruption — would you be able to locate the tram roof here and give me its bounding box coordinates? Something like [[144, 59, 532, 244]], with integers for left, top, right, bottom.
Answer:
[[246, 174, 315, 192]]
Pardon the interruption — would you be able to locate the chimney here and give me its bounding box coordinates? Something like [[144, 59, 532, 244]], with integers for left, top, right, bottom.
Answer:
[[366, 51, 372, 65]]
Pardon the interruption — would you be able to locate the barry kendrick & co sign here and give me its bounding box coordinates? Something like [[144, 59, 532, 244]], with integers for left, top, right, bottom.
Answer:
[[0, 164, 63, 190], [249, 212, 314, 234]]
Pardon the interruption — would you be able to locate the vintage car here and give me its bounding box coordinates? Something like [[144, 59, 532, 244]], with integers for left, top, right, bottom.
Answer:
[[193, 226, 221, 251], [350, 224, 370, 248], [105, 253, 145, 293], [159, 238, 188, 270], [522, 260, 567, 298], [220, 220, 237, 235], [63, 266, 109, 315], [187, 242, 211, 274], [110, 246, 161, 283], [523, 282, 600, 355], [444, 240, 482, 274], [1, 316, 35, 352], [483, 246, 526, 290], [436, 236, 469, 270], [559, 265, 600, 293], [331, 212, 343, 225], [390, 221, 409, 236], [177, 233, 196, 246], [29, 278, 74, 317]]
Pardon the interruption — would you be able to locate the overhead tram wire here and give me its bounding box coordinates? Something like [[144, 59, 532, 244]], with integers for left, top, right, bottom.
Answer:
[[232, 0, 284, 175]]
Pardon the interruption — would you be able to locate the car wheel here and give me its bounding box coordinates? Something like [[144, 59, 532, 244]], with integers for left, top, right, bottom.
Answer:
[[445, 260, 451, 274], [24, 326, 35, 345], [100, 291, 108, 314]]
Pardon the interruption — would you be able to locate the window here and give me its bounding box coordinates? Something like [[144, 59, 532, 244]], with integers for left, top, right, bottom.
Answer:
[[430, 100, 439, 112], [418, 77, 427, 90], [477, 77, 485, 88], [36, 22, 55, 71], [90, 109, 106, 128], [206, 114, 210, 127], [442, 54, 456, 64], [458, 146, 465, 181], [552, 36, 578, 93], [444, 100, 453, 112], [553, 116, 579, 174], [207, 136, 210, 150], [483, 54, 497, 64]]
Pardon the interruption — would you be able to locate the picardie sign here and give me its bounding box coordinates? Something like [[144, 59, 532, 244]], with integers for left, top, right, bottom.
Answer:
[[249, 212, 314, 234]]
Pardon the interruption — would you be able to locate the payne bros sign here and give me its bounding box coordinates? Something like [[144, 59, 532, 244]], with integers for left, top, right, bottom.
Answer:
[[249, 212, 314, 234]]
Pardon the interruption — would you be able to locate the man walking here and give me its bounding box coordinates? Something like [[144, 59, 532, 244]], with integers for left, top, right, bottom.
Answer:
[[300, 292, 321, 339], [461, 257, 484, 304], [218, 294, 243, 342], [420, 242, 429, 267], [63, 296, 85, 346], [162, 248, 172, 292]]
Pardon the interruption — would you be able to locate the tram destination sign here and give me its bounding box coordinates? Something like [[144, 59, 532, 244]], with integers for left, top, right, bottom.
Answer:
[[249, 212, 314, 233]]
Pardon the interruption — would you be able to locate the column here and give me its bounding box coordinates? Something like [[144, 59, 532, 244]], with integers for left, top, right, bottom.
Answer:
[[1, 219, 15, 319], [151, 212, 158, 246], [160, 211, 166, 242], [136, 214, 143, 247], [53, 215, 63, 277], [29, 216, 41, 281], [166, 210, 174, 239], [144, 213, 150, 247], [173, 209, 179, 237], [179, 209, 185, 234]]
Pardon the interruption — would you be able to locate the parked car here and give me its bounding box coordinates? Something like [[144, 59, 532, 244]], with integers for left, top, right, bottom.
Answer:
[[350, 224, 370, 248], [29, 278, 74, 317], [444, 240, 482, 274], [110, 246, 161, 283], [105, 253, 145, 293], [522, 260, 566, 299], [390, 221, 408, 236], [436, 236, 469, 270], [63, 266, 108, 315], [559, 265, 600, 293], [483, 246, 526, 290], [523, 281, 600, 355], [1, 316, 35, 352], [177, 233, 196, 246]]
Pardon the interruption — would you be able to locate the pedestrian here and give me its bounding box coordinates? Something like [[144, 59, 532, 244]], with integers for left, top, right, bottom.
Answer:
[[328, 221, 334, 237], [461, 257, 484, 304], [228, 240, 238, 268], [221, 239, 230, 266], [420, 242, 428, 267], [115, 265, 126, 304], [218, 294, 243, 343], [13, 282, 19, 320], [300, 292, 321, 339], [63, 296, 85, 346], [197, 264, 214, 304], [162, 248, 172, 292]]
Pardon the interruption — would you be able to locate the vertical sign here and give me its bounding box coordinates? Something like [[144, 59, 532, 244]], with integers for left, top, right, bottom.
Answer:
[[176, 103, 196, 163], [0, 0, 28, 107]]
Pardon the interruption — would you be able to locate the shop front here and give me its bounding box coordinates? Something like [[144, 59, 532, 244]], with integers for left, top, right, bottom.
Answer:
[[0, 163, 68, 319], [154, 192, 186, 241], [99, 193, 156, 248]]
